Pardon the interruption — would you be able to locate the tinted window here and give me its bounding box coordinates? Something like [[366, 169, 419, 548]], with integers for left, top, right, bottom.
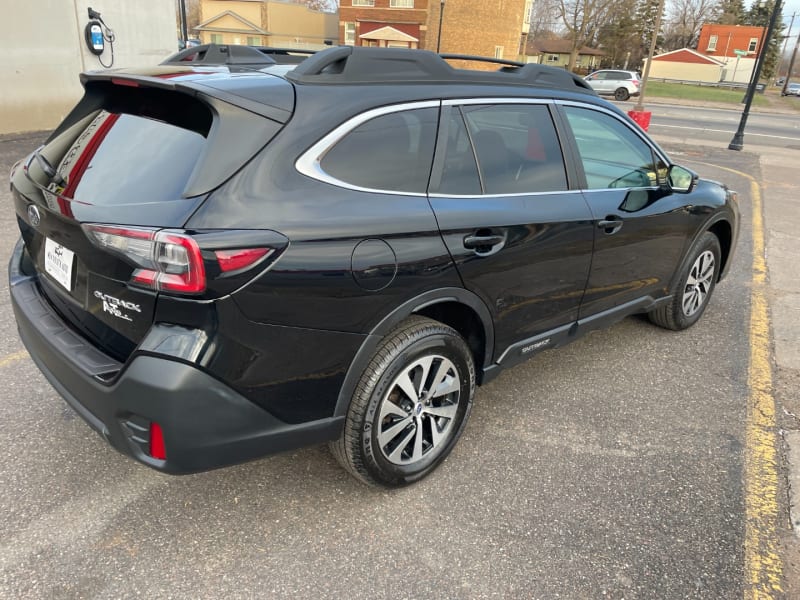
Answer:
[[437, 108, 481, 195], [563, 106, 666, 189], [320, 108, 438, 194], [58, 110, 206, 206], [462, 104, 567, 195]]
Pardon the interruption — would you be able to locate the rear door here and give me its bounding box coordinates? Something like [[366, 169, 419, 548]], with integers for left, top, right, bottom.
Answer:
[[428, 101, 594, 365]]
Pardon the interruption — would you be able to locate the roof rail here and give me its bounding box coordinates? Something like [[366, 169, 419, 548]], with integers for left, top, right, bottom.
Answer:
[[286, 46, 593, 93]]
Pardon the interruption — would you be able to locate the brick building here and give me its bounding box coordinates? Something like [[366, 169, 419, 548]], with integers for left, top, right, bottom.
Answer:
[[339, 0, 431, 50], [338, 0, 531, 58], [696, 23, 766, 59]]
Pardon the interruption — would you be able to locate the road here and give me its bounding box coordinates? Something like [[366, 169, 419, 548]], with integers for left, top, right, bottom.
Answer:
[[621, 100, 800, 149], [0, 130, 780, 598]]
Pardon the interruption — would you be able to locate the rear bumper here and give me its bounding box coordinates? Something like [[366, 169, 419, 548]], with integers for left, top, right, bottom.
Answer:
[[8, 239, 343, 474]]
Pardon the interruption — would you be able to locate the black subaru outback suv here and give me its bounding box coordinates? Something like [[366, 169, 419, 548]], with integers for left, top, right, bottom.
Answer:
[[8, 45, 739, 487]]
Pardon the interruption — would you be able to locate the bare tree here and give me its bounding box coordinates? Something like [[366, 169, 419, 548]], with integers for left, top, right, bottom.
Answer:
[[528, 0, 562, 38], [558, 0, 620, 70], [662, 0, 718, 50]]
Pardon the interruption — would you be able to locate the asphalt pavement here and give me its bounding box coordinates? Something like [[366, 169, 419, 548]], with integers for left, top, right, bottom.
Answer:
[[0, 120, 797, 598]]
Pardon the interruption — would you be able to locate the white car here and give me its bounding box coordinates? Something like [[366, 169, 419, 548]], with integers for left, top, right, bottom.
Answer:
[[584, 70, 641, 101], [782, 82, 800, 96]]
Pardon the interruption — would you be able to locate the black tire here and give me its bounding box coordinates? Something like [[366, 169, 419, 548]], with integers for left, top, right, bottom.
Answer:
[[330, 316, 475, 487], [614, 87, 630, 101], [649, 231, 721, 331]]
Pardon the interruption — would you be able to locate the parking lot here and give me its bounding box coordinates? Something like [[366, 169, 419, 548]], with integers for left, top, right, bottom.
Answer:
[[0, 132, 792, 598]]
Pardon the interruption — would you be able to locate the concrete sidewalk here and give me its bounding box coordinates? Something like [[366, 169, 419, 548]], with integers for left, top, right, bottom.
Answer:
[[650, 130, 800, 597]]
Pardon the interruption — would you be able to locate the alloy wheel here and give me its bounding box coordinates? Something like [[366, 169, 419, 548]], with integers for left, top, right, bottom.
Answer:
[[682, 250, 715, 317], [376, 355, 461, 466]]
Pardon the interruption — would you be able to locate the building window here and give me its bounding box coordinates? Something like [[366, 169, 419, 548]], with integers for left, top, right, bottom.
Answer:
[[344, 22, 356, 45], [352, 0, 374, 6], [524, 0, 533, 24], [246, 36, 260, 46], [210, 33, 223, 44], [707, 34, 717, 51], [390, 0, 414, 7], [547, 54, 559, 62], [494, 46, 504, 59], [748, 37, 758, 53]]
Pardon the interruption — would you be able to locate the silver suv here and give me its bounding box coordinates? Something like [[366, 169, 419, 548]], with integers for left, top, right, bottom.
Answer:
[[584, 69, 641, 101]]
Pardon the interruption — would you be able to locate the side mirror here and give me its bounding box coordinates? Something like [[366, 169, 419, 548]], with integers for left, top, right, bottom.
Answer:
[[667, 164, 699, 194]]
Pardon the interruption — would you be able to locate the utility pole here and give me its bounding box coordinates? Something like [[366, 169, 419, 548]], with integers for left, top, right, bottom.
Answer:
[[781, 11, 797, 74], [633, 0, 666, 112], [783, 27, 800, 94]]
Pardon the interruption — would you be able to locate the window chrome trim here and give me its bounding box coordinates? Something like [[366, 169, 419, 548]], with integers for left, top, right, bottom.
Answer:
[[295, 100, 441, 197], [441, 98, 553, 107], [429, 189, 579, 200]]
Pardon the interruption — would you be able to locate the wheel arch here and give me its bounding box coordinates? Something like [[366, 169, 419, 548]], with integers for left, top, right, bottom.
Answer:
[[707, 218, 733, 281], [333, 288, 494, 419]]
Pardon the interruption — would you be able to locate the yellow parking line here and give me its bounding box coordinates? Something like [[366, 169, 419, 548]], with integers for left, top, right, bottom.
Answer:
[[0, 349, 28, 368], [694, 162, 783, 598]]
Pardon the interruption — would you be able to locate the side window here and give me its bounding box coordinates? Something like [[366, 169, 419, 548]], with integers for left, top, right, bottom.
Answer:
[[320, 107, 437, 194], [563, 106, 666, 189], [461, 104, 568, 195], [438, 109, 482, 195]]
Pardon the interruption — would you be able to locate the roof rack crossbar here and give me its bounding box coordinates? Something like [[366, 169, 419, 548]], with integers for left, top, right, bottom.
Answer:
[[161, 44, 279, 66], [287, 47, 593, 93], [438, 53, 525, 68]]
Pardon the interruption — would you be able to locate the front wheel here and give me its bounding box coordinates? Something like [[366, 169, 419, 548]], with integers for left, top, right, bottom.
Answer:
[[649, 231, 721, 330], [330, 316, 475, 487], [614, 87, 631, 101]]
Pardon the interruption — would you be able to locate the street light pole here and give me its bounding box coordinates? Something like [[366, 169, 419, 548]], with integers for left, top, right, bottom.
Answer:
[[729, 0, 783, 150], [437, 0, 446, 53]]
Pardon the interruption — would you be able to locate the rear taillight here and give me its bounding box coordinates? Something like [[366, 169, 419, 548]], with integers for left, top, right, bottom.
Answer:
[[83, 224, 277, 296], [85, 225, 207, 294], [633, 80, 641, 88]]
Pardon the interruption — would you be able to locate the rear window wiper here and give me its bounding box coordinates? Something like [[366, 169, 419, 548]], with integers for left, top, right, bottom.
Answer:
[[33, 146, 65, 187]]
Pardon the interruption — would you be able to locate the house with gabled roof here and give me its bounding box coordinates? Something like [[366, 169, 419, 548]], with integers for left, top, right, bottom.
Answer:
[[523, 39, 604, 72], [645, 47, 756, 84], [196, 0, 338, 49]]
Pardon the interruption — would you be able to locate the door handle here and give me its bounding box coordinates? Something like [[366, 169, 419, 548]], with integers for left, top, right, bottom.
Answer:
[[597, 216, 623, 234], [463, 231, 506, 256], [463, 234, 504, 248]]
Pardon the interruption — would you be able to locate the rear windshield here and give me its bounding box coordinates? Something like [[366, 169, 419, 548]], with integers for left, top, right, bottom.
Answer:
[[55, 110, 206, 206]]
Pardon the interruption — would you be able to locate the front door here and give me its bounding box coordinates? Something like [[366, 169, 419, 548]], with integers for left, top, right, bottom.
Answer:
[[559, 104, 695, 318]]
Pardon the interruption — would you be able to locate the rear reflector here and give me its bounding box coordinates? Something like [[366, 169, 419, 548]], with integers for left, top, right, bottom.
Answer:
[[149, 422, 166, 460]]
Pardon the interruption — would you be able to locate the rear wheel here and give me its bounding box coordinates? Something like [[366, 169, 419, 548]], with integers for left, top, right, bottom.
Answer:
[[331, 316, 475, 487], [614, 87, 630, 101], [649, 231, 721, 330]]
